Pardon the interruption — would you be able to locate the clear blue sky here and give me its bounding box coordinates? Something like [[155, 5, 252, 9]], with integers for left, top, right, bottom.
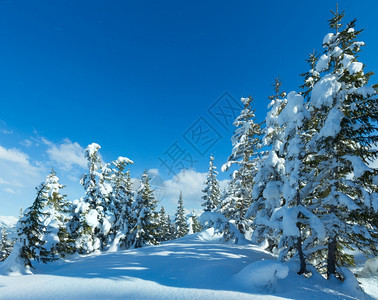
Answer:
[[0, 0, 377, 216]]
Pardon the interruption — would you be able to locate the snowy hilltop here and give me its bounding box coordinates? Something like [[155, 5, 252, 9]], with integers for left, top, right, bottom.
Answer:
[[0, 216, 18, 234]]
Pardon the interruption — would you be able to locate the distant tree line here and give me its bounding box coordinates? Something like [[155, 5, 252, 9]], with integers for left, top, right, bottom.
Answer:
[[0, 144, 201, 267]]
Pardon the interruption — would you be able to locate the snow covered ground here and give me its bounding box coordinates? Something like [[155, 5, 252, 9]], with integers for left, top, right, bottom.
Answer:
[[0, 229, 376, 300]]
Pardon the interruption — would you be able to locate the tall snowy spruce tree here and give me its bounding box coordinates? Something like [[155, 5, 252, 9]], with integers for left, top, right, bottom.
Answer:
[[174, 192, 189, 238], [202, 155, 221, 212], [15, 170, 72, 266], [16, 184, 47, 267], [130, 171, 159, 248], [222, 96, 261, 236], [73, 143, 113, 253], [302, 9, 378, 279], [107, 157, 134, 250], [40, 171, 74, 259], [268, 91, 325, 275], [246, 80, 287, 252]]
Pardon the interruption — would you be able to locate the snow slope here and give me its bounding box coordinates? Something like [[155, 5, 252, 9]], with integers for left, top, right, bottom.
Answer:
[[0, 229, 376, 299]]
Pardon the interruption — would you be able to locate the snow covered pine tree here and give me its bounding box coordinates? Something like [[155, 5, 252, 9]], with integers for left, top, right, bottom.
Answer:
[[222, 95, 262, 237], [157, 206, 174, 242], [174, 192, 189, 238], [302, 8, 378, 279], [0, 228, 14, 262], [107, 157, 134, 250], [72, 143, 113, 253], [130, 171, 159, 248], [246, 80, 287, 252], [202, 155, 221, 212], [14, 170, 72, 266]]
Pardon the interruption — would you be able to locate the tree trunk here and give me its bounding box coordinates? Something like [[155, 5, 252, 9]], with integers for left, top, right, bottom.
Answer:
[[266, 238, 275, 252], [238, 222, 245, 235], [295, 183, 308, 275], [296, 224, 308, 275], [327, 235, 337, 279]]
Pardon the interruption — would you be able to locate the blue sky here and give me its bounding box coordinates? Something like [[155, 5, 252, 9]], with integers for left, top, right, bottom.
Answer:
[[0, 0, 377, 216]]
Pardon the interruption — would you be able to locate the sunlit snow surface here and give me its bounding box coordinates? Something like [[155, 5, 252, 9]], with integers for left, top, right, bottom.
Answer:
[[0, 229, 376, 299]]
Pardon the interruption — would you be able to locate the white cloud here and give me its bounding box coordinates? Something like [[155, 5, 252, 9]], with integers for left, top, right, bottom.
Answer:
[[0, 178, 23, 187], [0, 120, 13, 135], [0, 178, 9, 185], [21, 139, 33, 148], [44, 138, 87, 170], [1, 129, 13, 135], [0, 134, 87, 216], [0, 145, 44, 210], [67, 174, 80, 182], [149, 168, 159, 176], [4, 188, 16, 194], [161, 169, 229, 215], [0, 145, 40, 176], [0, 146, 30, 165], [164, 169, 206, 205]]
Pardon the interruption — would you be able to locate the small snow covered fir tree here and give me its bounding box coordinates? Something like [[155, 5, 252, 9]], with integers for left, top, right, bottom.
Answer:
[[302, 9, 378, 279], [157, 206, 174, 242], [166, 215, 175, 240], [189, 212, 203, 234], [202, 155, 221, 212], [14, 170, 73, 266], [0, 228, 14, 262], [174, 192, 189, 238], [219, 181, 236, 220], [130, 171, 159, 248], [16, 184, 48, 266]]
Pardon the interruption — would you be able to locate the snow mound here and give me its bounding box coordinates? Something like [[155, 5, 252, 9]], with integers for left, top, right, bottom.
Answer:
[[197, 228, 222, 242], [340, 267, 364, 299], [0, 244, 32, 276], [360, 257, 378, 276], [200, 211, 227, 228], [234, 259, 289, 291]]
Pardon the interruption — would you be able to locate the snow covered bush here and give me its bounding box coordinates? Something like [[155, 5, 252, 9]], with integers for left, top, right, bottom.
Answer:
[[234, 260, 289, 291]]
